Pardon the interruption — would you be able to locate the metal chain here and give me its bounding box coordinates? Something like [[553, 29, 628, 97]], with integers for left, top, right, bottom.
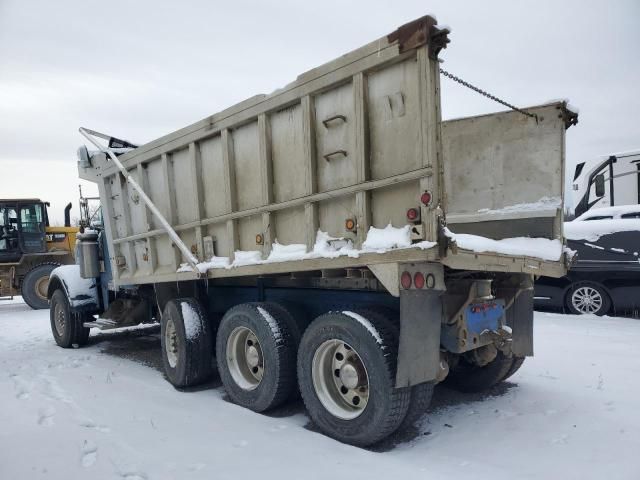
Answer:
[[439, 68, 538, 121]]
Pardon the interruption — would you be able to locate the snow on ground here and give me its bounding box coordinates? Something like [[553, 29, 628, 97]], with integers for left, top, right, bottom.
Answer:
[[1, 298, 639, 480]]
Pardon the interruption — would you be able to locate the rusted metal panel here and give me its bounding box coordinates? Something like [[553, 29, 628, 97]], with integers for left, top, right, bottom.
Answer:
[[386, 15, 450, 57]]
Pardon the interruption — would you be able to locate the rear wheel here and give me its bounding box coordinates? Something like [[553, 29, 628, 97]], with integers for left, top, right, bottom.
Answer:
[[444, 350, 514, 393], [216, 302, 297, 412], [161, 298, 213, 388], [360, 309, 435, 431], [398, 381, 435, 429], [502, 356, 525, 382], [566, 282, 611, 315], [297, 311, 410, 446], [49, 289, 90, 348], [23, 263, 59, 309]]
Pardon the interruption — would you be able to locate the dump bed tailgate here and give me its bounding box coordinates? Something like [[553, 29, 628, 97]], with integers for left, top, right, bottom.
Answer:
[[440, 102, 575, 277], [442, 103, 571, 239]]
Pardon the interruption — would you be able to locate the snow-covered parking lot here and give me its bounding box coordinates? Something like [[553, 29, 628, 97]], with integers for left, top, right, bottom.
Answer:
[[1, 298, 638, 480]]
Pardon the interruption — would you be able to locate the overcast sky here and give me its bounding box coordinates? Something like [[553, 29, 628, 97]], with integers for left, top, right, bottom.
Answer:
[[1, 0, 638, 223]]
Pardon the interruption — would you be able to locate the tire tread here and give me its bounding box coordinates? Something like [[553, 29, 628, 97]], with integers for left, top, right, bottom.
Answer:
[[23, 262, 61, 310], [298, 310, 410, 446]]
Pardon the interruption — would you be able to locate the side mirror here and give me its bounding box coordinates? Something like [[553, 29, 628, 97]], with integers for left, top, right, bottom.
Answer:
[[594, 173, 606, 198]]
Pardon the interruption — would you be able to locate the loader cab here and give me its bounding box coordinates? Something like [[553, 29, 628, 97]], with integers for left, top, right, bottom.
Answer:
[[0, 199, 47, 262]]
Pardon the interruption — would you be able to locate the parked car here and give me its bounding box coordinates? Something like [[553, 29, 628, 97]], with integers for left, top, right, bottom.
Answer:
[[535, 205, 640, 316]]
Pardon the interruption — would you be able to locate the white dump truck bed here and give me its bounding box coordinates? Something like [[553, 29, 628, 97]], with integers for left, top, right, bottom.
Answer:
[[78, 16, 574, 288]]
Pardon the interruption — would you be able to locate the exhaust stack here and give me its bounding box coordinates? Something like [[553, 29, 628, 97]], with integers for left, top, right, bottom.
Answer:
[[64, 202, 72, 227]]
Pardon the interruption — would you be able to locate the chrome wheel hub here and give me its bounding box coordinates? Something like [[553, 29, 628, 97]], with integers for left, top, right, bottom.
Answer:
[[165, 318, 179, 368], [339, 363, 360, 390], [54, 303, 66, 336], [246, 345, 260, 368], [312, 340, 369, 420], [226, 326, 264, 390], [572, 286, 603, 314]]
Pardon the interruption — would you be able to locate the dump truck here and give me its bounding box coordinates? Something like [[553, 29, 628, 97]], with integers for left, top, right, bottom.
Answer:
[[47, 15, 577, 446], [0, 199, 77, 308]]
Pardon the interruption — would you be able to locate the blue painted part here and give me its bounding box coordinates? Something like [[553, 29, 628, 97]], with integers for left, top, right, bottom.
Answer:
[[465, 300, 505, 335], [98, 229, 112, 310]]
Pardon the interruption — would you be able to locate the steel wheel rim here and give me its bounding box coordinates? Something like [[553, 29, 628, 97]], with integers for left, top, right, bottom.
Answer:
[[165, 318, 179, 368], [572, 286, 603, 314], [34, 275, 49, 300], [54, 302, 66, 336], [312, 340, 369, 420], [226, 326, 264, 391]]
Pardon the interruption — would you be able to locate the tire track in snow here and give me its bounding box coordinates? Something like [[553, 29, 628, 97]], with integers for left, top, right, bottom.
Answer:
[[9, 374, 30, 399], [37, 405, 56, 426]]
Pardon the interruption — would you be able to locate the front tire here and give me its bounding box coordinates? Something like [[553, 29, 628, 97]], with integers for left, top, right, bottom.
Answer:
[[23, 263, 59, 309], [297, 311, 410, 446], [566, 282, 611, 315], [161, 298, 213, 388], [50, 289, 90, 348]]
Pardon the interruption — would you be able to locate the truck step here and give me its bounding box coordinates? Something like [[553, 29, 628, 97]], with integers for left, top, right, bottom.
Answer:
[[83, 318, 121, 330]]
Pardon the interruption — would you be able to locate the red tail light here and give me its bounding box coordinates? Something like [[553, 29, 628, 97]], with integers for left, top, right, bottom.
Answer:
[[413, 272, 425, 289], [400, 271, 412, 289], [420, 191, 432, 206], [406, 208, 420, 222]]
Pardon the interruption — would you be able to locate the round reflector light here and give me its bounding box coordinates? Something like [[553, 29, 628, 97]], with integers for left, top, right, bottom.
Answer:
[[420, 191, 432, 206], [345, 218, 356, 231], [400, 271, 412, 289], [425, 273, 435, 289], [406, 208, 419, 221]]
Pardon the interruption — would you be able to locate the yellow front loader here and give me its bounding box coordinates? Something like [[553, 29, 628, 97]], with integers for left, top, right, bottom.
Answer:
[[0, 199, 78, 309]]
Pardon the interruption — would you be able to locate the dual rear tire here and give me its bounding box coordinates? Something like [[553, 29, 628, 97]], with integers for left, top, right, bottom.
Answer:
[[156, 298, 529, 444], [444, 351, 525, 393], [297, 311, 411, 446], [215, 303, 297, 412], [214, 305, 418, 446], [161, 298, 214, 388]]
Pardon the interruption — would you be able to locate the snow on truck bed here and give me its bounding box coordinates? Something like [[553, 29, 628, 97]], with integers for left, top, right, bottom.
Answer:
[[180, 225, 562, 273], [1, 298, 639, 480], [444, 228, 564, 261]]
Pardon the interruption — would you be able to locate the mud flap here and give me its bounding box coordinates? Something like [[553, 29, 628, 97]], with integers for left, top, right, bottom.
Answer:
[[506, 282, 534, 357], [396, 264, 445, 387]]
